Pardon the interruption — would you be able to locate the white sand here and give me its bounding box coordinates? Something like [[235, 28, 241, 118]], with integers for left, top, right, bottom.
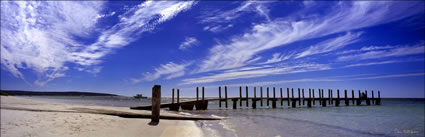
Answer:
[[1, 96, 211, 137]]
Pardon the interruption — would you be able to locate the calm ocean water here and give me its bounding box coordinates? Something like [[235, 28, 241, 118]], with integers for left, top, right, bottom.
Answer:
[[24, 96, 424, 137]]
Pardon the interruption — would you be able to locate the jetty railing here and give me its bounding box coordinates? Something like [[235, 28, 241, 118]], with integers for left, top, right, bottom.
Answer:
[[131, 86, 382, 111]]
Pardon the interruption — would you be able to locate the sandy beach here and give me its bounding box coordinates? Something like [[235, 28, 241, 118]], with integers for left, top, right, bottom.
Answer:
[[0, 96, 212, 137]]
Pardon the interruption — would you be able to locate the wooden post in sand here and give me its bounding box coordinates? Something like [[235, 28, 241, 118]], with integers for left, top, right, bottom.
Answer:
[[202, 87, 205, 101], [219, 87, 222, 108], [177, 88, 180, 104], [287, 88, 290, 106], [196, 87, 199, 101], [260, 87, 263, 106], [150, 85, 161, 125], [239, 86, 242, 107], [246, 86, 249, 107], [225, 86, 228, 108], [172, 88, 175, 104]]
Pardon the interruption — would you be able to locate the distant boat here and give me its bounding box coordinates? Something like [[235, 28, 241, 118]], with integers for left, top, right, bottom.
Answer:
[[133, 94, 148, 99]]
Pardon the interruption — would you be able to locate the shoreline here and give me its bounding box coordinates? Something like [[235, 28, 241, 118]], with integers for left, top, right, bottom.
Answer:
[[0, 96, 217, 137]]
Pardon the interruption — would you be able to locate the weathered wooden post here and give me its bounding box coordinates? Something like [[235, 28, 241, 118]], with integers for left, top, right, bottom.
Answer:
[[232, 99, 238, 109], [196, 87, 199, 101], [287, 88, 290, 106], [267, 87, 270, 106], [345, 89, 349, 106], [177, 88, 180, 104], [331, 89, 333, 105], [307, 88, 312, 107], [291, 88, 294, 100], [219, 86, 222, 108], [261, 87, 263, 106], [372, 90, 375, 105], [335, 89, 340, 106], [225, 86, 228, 108], [253, 87, 257, 109], [239, 86, 242, 107], [322, 89, 326, 107], [376, 91, 381, 105], [172, 88, 175, 104], [302, 88, 305, 105], [280, 88, 283, 106], [352, 90, 355, 105], [357, 90, 361, 105], [365, 90, 370, 105], [150, 85, 161, 125], [246, 86, 249, 107], [328, 89, 331, 105], [319, 89, 322, 105], [202, 87, 205, 101], [298, 88, 301, 106], [272, 87, 276, 108], [312, 89, 315, 105]]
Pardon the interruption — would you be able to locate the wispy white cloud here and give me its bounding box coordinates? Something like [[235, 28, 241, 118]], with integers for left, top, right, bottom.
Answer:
[[344, 58, 424, 68], [181, 63, 330, 85], [199, 1, 271, 24], [337, 43, 425, 61], [131, 62, 192, 83], [350, 73, 425, 80], [195, 1, 423, 74], [1, 1, 195, 86], [179, 37, 199, 50], [203, 24, 233, 33], [295, 32, 362, 58]]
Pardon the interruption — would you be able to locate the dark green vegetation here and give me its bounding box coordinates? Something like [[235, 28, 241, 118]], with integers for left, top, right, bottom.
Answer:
[[0, 90, 118, 96]]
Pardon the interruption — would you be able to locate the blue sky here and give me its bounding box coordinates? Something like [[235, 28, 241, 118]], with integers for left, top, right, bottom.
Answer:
[[1, 1, 424, 98]]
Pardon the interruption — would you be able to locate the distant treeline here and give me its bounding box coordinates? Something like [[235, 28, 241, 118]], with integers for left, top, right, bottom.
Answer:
[[0, 90, 118, 96]]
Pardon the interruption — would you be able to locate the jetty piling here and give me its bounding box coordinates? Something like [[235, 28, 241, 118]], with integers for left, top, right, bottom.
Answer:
[[280, 88, 283, 106], [376, 91, 381, 105], [287, 88, 290, 106], [150, 85, 161, 125], [352, 90, 355, 105], [267, 87, 270, 106], [261, 87, 263, 106], [246, 86, 249, 107], [225, 86, 228, 108], [298, 88, 301, 106], [219, 87, 222, 108], [372, 90, 375, 105], [357, 90, 361, 105], [239, 87, 242, 107], [196, 87, 199, 101], [312, 89, 315, 105], [366, 90, 370, 105], [335, 89, 340, 107], [253, 87, 257, 109], [302, 88, 305, 105], [345, 89, 349, 106], [319, 89, 322, 105]]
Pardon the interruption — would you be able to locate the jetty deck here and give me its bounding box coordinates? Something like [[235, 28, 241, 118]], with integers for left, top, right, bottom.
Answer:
[[131, 86, 381, 111]]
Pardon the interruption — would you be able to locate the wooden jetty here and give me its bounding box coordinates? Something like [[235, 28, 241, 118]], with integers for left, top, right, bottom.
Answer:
[[131, 86, 382, 111]]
